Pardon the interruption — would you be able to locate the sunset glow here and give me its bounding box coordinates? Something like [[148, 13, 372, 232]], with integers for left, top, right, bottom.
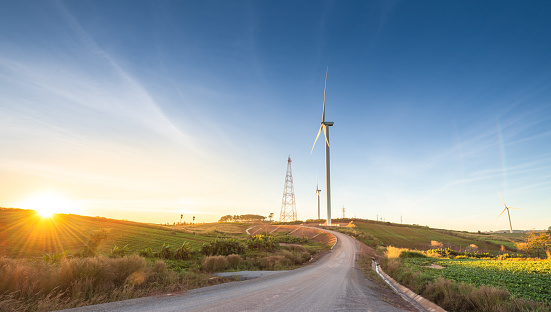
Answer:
[[20, 193, 77, 218]]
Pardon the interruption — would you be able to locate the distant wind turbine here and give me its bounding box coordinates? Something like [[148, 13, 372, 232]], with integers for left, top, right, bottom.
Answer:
[[496, 192, 524, 234], [314, 178, 321, 220], [311, 67, 334, 226]]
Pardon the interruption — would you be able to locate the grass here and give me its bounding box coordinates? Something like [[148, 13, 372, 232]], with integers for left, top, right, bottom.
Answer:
[[0, 255, 235, 312], [401, 258, 551, 303], [0, 208, 215, 258], [0, 208, 332, 311], [334, 219, 520, 253], [381, 256, 551, 312], [328, 219, 550, 311]]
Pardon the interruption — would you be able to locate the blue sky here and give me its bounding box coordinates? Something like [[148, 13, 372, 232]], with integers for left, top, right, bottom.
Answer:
[[1, 1, 550, 231]]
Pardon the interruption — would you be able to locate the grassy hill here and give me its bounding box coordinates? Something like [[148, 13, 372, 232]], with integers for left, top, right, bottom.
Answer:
[[1, 208, 525, 259], [329, 219, 523, 252], [0, 208, 249, 259]]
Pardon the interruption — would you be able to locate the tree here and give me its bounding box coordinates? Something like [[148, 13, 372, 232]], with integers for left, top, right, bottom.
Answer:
[[516, 231, 551, 258], [219, 215, 233, 222], [268, 213, 274, 222]]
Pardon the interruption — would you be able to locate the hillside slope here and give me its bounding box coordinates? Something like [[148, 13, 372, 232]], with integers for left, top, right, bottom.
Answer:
[[0, 208, 242, 258]]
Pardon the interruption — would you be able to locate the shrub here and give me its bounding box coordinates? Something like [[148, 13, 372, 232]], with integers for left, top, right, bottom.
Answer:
[[427, 247, 459, 257], [139, 248, 153, 258], [43, 251, 68, 264], [159, 243, 173, 259], [386, 246, 407, 259], [258, 256, 287, 270], [247, 235, 279, 251], [110, 244, 130, 258], [281, 244, 307, 253], [281, 250, 311, 265], [82, 228, 110, 257], [431, 240, 444, 248], [201, 238, 245, 256], [174, 242, 192, 260], [399, 251, 427, 259], [202, 256, 228, 272], [226, 254, 242, 268], [275, 235, 311, 244]]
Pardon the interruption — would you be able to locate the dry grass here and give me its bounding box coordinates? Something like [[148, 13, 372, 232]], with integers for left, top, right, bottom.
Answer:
[[226, 254, 242, 268], [431, 240, 444, 248], [386, 246, 407, 259], [0, 256, 232, 312], [202, 256, 228, 272]]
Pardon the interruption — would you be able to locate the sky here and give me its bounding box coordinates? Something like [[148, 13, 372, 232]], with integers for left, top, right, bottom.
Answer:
[[1, 1, 551, 231]]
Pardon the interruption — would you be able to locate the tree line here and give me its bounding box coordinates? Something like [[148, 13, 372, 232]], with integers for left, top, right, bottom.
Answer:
[[218, 214, 267, 222]]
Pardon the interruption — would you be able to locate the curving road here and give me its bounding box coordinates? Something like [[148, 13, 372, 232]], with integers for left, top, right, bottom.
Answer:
[[67, 230, 411, 312]]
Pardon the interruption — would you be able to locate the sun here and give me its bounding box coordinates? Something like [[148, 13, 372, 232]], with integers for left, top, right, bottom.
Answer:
[[20, 193, 76, 218]]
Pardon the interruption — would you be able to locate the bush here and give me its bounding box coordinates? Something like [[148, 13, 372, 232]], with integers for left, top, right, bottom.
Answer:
[[110, 244, 130, 258], [246, 235, 279, 251], [226, 254, 242, 268], [201, 238, 245, 256], [159, 243, 173, 259], [386, 246, 407, 259], [281, 250, 311, 265], [82, 228, 110, 257], [139, 248, 153, 258], [275, 235, 311, 244], [202, 256, 228, 272], [43, 251, 68, 264], [399, 251, 427, 259], [174, 242, 192, 260]]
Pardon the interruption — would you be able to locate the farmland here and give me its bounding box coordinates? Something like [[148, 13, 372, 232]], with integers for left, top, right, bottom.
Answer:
[[336, 219, 521, 252], [402, 258, 551, 303], [0, 208, 229, 258]]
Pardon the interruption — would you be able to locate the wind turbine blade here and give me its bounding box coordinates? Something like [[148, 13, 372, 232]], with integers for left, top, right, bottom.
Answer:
[[507, 207, 524, 210], [322, 67, 328, 122], [311, 125, 323, 154], [323, 124, 330, 147], [498, 192, 506, 207], [495, 208, 507, 221]]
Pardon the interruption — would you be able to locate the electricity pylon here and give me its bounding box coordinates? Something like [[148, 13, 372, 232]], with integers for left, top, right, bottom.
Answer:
[[280, 156, 297, 222]]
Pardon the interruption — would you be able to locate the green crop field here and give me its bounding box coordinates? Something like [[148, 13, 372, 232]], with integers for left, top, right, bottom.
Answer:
[[402, 258, 551, 303], [0, 208, 242, 258], [344, 219, 520, 252]]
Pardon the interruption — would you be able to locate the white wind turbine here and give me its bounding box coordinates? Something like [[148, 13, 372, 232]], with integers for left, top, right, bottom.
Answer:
[[496, 192, 524, 234], [311, 67, 334, 226], [314, 178, 321, 220]]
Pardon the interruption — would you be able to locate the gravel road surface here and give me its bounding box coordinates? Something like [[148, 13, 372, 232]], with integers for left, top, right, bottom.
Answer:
[[65, 230, 411, 312]]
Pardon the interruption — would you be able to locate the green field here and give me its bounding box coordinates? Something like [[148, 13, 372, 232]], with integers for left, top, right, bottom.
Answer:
[[0, 208, 249, 258], [402, 258, 551, 303], [339, 219, 521, 252]]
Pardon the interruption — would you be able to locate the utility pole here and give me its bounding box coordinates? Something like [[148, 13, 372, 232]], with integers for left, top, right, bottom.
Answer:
[[342, 205, 345, 219], [279, 156, 297, 222]]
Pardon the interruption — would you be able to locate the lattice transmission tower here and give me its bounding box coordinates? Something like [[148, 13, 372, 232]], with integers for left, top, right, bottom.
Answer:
[[280, 156, 297, 222]]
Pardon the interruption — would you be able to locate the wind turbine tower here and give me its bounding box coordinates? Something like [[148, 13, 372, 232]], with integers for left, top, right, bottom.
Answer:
[[280, 156, 297, 222], [315, 180, 321, 220], [496, 192, 524, 233], [311, 67, 334, 226]]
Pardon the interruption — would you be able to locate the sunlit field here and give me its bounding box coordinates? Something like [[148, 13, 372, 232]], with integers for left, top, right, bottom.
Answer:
[[0, 208, 216, 258]]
